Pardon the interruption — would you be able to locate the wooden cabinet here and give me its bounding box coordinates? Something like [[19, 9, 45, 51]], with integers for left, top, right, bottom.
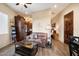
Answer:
[[15, 15, 26, 42]]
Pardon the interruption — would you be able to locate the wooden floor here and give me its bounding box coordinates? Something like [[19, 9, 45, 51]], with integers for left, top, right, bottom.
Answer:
[[0, 40, 70, 56], [36, 40, 69, 56]]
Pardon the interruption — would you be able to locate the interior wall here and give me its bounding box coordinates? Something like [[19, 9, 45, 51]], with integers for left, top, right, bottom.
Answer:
[[52, 4, 79, 43], [0, 4, 17, 48], [32, 10, 51, 33]]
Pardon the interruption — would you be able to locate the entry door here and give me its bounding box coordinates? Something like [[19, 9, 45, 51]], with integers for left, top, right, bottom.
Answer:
[[64, 11, 73, 44]]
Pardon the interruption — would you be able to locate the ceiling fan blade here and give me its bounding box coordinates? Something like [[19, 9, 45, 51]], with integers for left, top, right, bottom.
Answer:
[[16, 3, 19, 5], [26, 3, 32, 4], [24, 5, 27, 8]]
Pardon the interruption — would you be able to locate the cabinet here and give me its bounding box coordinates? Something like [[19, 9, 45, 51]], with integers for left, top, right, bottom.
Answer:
[[15, 15, 26, 42]]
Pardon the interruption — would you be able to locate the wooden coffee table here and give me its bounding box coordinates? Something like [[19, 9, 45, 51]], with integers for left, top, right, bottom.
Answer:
[[15, 42, 38, 56]]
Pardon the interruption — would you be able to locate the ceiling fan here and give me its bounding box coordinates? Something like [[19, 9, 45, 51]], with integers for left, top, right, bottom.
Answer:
[[16, 3, 32, 8]]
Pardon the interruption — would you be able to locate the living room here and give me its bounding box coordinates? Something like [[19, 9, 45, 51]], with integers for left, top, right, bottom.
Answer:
[[0, 3, 79, 56]]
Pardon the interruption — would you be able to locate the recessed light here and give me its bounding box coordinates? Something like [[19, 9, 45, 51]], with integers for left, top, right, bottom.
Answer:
[[54, 4, 57, 8]]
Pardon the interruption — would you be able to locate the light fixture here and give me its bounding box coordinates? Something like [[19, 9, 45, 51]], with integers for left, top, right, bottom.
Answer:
[[54, 4, 57, 8], [16, 3, 32, 8], [20, 3, 25, 5]]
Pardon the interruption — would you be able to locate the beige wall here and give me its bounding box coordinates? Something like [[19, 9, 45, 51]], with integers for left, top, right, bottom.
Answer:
[[52, 4, 79, 43], [32, 10, 51, 33], [0, 4, 17, 48]]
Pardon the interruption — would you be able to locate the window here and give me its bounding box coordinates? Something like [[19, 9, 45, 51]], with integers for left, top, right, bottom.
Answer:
[[0, 12, 8, 34]]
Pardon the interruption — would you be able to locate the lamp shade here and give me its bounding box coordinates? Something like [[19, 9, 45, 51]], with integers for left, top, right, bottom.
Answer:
[[46, 25, 51, 30]]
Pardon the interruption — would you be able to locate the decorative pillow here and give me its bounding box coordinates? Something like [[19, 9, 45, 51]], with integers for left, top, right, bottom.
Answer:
[[35, 34, 37, 38], [33, 33, 37, 39]]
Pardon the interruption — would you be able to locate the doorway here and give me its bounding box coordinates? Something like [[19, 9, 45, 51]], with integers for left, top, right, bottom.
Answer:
[[64, 11, 73, 44]]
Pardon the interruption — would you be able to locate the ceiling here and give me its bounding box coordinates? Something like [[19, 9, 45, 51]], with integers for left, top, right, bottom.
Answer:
[[6, 3, 69, 15]]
